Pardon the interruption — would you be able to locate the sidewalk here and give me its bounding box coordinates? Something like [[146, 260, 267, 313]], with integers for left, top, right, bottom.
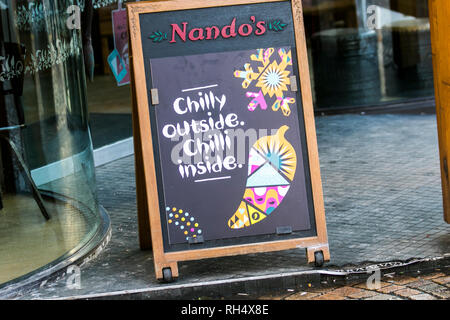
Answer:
[[258, 271, 450, 300], [16, 113, 450, 299]]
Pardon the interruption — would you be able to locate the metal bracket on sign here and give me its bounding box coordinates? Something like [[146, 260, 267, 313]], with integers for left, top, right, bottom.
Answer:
[[188, 235, 204, 244], [290, 76, 298, 92], [151, 88, 159, 105], [277, 226, 293, 235]]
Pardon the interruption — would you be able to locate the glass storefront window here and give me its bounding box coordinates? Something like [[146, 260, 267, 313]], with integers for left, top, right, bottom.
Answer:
[[82, 0, 435, 150], [1, 0, 107, 287], [303, 0, 433, 110]]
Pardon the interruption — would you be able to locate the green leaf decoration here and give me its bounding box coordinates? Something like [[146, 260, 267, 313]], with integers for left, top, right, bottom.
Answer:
[[149, 31, 168, 43], [268, 20, 287, 32]]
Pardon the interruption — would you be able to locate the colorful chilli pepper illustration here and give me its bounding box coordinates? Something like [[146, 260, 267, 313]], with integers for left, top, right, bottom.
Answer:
[[228, 125, 297, 229]]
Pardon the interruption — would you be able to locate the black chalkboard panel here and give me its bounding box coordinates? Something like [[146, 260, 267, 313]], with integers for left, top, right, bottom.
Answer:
[[150, 47, 315, 248], [128, 0, 329, 281]]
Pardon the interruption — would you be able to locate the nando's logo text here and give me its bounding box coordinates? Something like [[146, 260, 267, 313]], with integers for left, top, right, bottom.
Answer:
[[148, 16, 288, 43]]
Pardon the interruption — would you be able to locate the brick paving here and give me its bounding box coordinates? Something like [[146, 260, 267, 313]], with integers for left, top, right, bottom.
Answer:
[[259, 271, 449, 300], [20, 113, 450, 299]]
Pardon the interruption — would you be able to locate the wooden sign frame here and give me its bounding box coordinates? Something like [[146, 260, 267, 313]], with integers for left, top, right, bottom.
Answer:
[[127, 0, 330, 282]]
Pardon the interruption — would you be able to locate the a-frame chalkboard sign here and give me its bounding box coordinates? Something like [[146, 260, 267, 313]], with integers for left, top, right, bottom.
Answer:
[[127, 0, 330, 282]]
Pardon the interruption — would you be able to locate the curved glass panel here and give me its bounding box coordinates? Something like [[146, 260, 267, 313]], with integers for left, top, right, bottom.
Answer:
[[0, 0, 102, 286]]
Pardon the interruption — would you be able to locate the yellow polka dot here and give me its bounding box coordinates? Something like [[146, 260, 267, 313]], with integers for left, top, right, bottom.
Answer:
[[193, 235, 197, 238], [181, 217, 185, 222], [179, 209, 183, 214], [168, 220, 172, 224], [195, 223, 199, 227]]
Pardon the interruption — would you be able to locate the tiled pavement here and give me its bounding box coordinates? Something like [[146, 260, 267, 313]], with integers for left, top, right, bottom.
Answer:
[[19, 113, 450, 299], [316, 114, 448, 264]]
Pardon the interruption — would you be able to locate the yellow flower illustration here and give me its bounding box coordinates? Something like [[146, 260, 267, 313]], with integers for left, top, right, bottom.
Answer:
[[255, 60, 291, 98]]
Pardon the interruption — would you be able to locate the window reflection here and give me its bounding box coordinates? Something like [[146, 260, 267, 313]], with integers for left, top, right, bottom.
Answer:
[[304, 0, 433, 110], [0, 0, 101, 286]]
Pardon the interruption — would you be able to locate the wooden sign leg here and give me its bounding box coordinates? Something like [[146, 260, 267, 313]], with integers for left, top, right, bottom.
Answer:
[[429, 0, 450, 223], [306, 244, 330, 267], [131, 76, 153, 249], [154, 260, 179, 283]]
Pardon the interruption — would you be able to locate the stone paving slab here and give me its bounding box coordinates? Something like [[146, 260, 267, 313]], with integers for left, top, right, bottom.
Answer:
[[18, 114, 450, 299]]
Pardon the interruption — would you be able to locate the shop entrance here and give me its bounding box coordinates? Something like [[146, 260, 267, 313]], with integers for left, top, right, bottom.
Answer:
[[85, 0, 436, 153]]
